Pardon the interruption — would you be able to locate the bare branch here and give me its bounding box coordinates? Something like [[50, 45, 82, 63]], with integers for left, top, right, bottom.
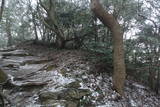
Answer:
[[39, 0, 48, 12], [138, 14, 158, 30]]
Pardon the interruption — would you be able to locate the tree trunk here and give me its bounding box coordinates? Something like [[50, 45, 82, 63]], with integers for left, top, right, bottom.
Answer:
[[91, 0, 126, 95], [39, 0, 65, 48], [47, 2, 65, 48], [6, 18, 12, 47], [92, 15, 98, 42], [0, 0, 5, 21], [32, 12, 38, 41], [28, 0, 38, 41], [0, 0, 7, 86], [155, 48, 160, 94]]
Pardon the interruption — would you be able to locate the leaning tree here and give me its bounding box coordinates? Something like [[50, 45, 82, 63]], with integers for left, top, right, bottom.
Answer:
[[91, 0, 126, 95]]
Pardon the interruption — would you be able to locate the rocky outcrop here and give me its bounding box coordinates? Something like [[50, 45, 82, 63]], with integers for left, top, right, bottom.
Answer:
[[0, 47, 159, 107], [39, 88, 91, 107]]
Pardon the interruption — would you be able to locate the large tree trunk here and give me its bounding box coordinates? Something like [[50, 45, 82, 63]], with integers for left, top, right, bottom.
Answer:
[[46, 0, 65, 48], [0, 0, 7, 86], [91, 0, 126, 95], [39, 0, 65, 48]]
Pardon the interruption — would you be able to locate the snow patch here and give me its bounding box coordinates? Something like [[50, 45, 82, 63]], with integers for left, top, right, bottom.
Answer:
[[130, 99, 137, 107], [51, 70, 74, 85]]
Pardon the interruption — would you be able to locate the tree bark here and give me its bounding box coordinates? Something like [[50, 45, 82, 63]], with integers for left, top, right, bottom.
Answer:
[[32, 13, 39, 41], [91, 0, 126, 95], [91, 15, 98, 42], [0, 0, 5, 21], [6, 18, 12, 46], [0, 0, 7, 86], [39, 0, 65, 48], [28, 0, 38, 41]]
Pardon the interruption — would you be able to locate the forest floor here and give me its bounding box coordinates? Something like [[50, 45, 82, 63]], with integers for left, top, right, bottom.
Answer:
[[0, 41, 160, 107]]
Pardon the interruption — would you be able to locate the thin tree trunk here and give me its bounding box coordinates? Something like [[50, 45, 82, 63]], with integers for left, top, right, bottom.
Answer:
[[28, 0, 38, 41], [0, 0, 5, 21], [32, 13, 38, 41], [6, 18, 12, 46], [92, 15, 98, 42], [91, 0, 126, 95], [155, 47, 160, 94]]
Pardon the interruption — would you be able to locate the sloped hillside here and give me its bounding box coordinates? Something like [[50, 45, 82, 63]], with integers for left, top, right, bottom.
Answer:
[[0, 44, 159, 107]]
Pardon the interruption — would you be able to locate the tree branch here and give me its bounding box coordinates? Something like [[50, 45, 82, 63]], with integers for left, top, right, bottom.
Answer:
[[138, 14, 158, 30], [39, 0, 48, 12]]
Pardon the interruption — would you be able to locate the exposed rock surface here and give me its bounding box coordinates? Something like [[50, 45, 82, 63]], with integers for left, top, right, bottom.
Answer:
[[0, 68, 8, 84], [39, 88, 91, 106], [0, 44, 159, 107]]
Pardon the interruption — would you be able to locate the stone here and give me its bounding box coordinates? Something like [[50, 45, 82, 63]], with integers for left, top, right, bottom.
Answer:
[[39, 88, 91, 106], [39, 91, 59, 101], [2, 52, 30, 57], [66, 101, 79, 107], [59, 88, 91, 100], [21, 59, 50, 65], [41, 100, 66, 106], [0, 68, 8, 84], [64, 81, 81, 89]]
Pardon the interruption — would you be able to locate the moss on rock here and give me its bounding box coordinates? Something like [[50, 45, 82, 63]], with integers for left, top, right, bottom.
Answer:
[[0, 68, 8, 84]]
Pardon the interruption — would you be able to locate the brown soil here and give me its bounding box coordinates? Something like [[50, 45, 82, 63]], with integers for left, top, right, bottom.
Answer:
[[16, 41, 111, 75]]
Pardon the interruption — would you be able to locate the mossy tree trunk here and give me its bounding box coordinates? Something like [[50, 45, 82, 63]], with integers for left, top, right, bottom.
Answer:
[[91, 0, 126, 96]]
